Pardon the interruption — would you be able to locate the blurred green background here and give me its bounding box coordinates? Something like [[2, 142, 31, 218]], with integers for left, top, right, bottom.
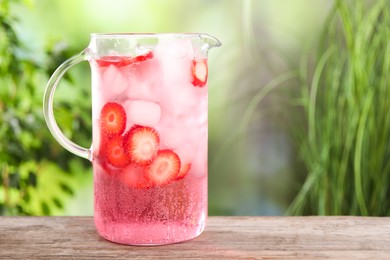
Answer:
[[1, 0, 389, 216]]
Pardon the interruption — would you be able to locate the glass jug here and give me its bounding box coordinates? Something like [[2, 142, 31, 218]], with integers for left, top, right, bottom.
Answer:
[[43, 33, 221, 245]]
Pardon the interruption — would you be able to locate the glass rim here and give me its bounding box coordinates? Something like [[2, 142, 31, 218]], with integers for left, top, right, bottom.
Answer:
[[90, 33, 209, 38], [89, 33, 222, 49]]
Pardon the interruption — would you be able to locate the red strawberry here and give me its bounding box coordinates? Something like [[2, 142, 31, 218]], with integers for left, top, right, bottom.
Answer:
[[96, 56, 134, 67], [176, 163, 191, 180], [124, 125, 160, 166], [133, 51, 154, 63], [145, 149, 181, 187], [191, 59, 208, 87], [100, 102, 126, 137], [120, 163, 153, 189], [96, 52, 154, 67], [104, 136, 130, 168]]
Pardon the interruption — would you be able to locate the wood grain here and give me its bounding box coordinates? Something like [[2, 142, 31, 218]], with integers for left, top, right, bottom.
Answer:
[[0, 216, 389, 259]]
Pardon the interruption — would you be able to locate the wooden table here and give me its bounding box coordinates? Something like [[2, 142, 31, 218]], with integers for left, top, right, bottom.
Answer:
[[0, 216, 389, 259]]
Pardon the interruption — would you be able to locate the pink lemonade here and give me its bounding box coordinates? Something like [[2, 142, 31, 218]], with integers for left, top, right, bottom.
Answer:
[[91, 38, 208, 245]]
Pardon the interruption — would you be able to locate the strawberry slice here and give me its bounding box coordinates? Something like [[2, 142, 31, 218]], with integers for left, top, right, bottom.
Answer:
[[96, 56, 134, 67], [145, 149, 181, 187], [191, 59, 208, 87], [124, 125, 160, 166], [120, 163, 153, 189], [104, 136, 130, 168], [133, 51, 154, 63], [100, 102, 126, 137], [96, 51, 154, 67], [176, 163, 191, 180]]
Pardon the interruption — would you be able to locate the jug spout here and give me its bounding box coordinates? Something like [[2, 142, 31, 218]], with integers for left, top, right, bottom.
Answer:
[[199, 34, 222, 54]]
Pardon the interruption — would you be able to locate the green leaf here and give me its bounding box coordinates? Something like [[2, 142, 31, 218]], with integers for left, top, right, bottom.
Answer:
[[41, 201, 50, 215]]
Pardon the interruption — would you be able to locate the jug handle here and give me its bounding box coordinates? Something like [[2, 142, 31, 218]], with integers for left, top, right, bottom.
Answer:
[[43, 50, 92, 160]]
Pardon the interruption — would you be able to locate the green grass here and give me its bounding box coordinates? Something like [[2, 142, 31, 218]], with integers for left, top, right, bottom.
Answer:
[[237, 0, 390, 216], [286, 0, 390, 215]]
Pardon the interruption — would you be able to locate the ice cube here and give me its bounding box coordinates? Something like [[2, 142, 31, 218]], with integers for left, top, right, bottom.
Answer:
[[171, 126, 203, 161], [102, 65, 128, 97], [123, 100, 135, 132], [156, 126, 192, 149], [190, 129, 208, 178], [156, 38, 193, 85], [155, 40, 199, 115], [124, 100, 161, 127], [174, 142, 197, 167], [159, 82, 200, 118], [126, 81, 158, 102], [164, 95, 207, 127], [119, 55, 161, 102], [167, 39, 192, 59], [155, 38, 193, 59], [92, 119, 101, 156]]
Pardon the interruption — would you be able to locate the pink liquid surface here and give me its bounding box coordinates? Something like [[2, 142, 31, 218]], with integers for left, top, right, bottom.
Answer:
[[91, 38, 208, 245]]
